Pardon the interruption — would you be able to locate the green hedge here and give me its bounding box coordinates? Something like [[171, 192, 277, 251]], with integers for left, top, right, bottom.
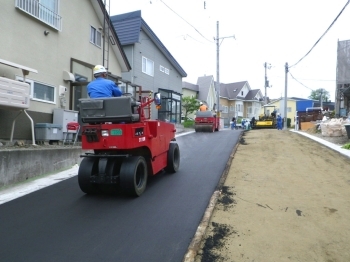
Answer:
[[183, 120, 194, 128]]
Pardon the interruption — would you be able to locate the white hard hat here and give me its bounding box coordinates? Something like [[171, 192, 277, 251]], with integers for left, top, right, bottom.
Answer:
[[93, 65, 107, 76], [200, 102, 203, 105]]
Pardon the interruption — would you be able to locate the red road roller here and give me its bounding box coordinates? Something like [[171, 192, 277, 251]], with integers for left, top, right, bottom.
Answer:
[[194, 111, 220, 132], [78, 92, 180, 197]]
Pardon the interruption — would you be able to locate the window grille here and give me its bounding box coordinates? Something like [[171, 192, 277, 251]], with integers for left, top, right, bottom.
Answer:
[[15, 0, 62, 31]]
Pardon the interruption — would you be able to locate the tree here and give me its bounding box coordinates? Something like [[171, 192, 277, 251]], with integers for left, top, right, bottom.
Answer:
[[308, 88, 330, 102], [181, 96, 199, 120]]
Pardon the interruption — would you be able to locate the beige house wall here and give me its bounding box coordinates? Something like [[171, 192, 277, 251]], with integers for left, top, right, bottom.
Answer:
[[182, 89, 196, 99], [0, 1, 123, 114]]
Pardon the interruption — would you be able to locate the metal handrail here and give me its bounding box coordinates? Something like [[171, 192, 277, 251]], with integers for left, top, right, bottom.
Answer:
[[15, 0, 62, 31]]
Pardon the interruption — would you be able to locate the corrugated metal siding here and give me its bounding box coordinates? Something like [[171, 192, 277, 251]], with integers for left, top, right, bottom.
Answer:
[[121, 46, 133, 81], [125, 31, 182, 94], [296, 100, 313, 111]]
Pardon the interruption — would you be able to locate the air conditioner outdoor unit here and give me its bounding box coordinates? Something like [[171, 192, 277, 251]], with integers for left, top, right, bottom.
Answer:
[[0, 76, 30, 109]]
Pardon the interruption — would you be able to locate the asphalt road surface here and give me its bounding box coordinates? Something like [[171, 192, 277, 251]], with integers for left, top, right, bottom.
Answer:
[[0, 129, 241, 262]]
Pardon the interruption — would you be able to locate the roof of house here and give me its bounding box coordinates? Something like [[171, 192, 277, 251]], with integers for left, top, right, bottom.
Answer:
[[90, 0, 131, 72], [220, 81, 248, 100], [110, 10, 187, 77], [246, 89, 262, 101], [289, 97, 314, 101], [182, 81, 199, 92], [268, 97, 318, 104]]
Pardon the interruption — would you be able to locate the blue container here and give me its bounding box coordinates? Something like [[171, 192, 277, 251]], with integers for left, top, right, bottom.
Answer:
[[296, 100, 313, 112]]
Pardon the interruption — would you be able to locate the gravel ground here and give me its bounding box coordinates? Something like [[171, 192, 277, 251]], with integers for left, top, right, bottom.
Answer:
[[194, 129, 350, 262]]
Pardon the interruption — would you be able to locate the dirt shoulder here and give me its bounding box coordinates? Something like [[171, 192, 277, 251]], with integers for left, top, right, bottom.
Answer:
[[195, 129, 350, 262]]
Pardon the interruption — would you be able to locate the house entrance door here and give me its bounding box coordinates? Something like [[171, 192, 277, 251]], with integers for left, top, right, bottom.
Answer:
[[72, 82, 88, 112]]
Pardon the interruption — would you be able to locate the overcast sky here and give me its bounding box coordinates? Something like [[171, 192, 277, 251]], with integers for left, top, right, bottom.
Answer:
[[110, 0, 350, 102]]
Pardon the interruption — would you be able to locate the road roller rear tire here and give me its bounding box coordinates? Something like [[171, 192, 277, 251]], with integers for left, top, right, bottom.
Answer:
[[120, 156, 148, 197]]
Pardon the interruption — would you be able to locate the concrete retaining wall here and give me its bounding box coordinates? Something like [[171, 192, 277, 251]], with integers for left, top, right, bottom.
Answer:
[[0, 147, 86, 187]]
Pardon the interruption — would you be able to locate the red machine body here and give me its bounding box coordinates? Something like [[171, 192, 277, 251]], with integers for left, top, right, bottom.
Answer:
[[81, 120, 176, 175], [78, 92, 180, 197], [194, 111, 220, 132]]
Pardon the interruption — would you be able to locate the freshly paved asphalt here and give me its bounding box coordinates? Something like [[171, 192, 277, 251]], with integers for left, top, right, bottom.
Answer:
[[0, 129, 242, 262]]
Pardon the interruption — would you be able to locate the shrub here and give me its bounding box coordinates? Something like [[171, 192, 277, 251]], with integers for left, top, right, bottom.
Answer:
[[342, 143, 350, 150], [183, 120, 194, 128]]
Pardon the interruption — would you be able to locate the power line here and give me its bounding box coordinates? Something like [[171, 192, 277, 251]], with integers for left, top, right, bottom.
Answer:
[[289, 71, 314, 91], [289, 0, 350, 68], [159, 0, 214, 43], [292, 77, 335, 82], [185, 34, 208, 44]]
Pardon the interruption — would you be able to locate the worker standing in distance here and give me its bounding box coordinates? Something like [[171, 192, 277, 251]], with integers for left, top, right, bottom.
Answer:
[[199, 102, 208, 111], [87, 65, 122, 98], [277, 113, 283, 130]]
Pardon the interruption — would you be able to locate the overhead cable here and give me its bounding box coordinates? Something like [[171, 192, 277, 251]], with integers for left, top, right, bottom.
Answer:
[[289, 0, 350, 68], [159, 0, 214, 43], [289, 71, 314, 91]]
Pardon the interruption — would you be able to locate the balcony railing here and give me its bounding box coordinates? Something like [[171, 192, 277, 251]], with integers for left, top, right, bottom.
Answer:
[[15, 0, 62, 31]]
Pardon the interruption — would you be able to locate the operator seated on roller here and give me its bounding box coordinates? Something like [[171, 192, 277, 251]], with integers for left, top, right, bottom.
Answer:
[[199, 102, 208, 111], [87, 65, 123, 98], [271, 110, 277, 118]]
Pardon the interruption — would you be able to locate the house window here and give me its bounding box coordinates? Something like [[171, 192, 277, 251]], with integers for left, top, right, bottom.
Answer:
[[142, 56, 154, 76], [236, 104, 242, 112], [16, 76, 55, 104], [287, 107, 292, 112], [159, 65, 169, 75], [15, 0, 62, 30], [223, 106, 228, 113], [230, 106, 234, 111], [90, 26, 101, 47], [241, 91, 243, 96]]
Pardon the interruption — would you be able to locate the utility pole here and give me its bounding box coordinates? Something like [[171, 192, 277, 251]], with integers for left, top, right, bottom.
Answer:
[[216, 21, 220, 119], [284, 62, 288, 130], [264, 62, 271, 114], [215, 21, 235, 120]]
